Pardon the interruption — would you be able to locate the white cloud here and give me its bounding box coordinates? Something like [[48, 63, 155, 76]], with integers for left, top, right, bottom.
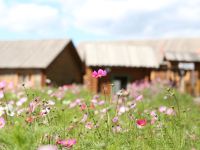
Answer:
[[70, 0, 176, 34], [0, 0, 6, 15], [0, 0, 200, 40], [0, 2, 59, 32], [176, 0, 200, 22], [64, 0, 200, 38]]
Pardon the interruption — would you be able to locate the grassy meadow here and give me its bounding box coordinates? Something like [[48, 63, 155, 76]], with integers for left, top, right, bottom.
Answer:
[[0, 79, 200, 150]]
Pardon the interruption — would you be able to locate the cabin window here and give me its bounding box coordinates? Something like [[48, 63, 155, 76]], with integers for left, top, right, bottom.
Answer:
[[18, 73, 31, 84], [112, 76, 128, 92]]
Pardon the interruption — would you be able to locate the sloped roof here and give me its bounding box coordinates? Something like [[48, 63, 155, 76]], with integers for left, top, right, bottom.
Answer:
[[0, 39, 71, 69], [123, 38, 200, 62], [78, 38, 200, 68], [160, 38, 200, 53], [161, 38, 200, 62], [78, 42, 161, 68], [165, 51, 200, 62]]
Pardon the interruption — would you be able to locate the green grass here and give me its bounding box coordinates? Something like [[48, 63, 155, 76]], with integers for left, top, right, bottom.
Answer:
[[0, 85, 200, 150]]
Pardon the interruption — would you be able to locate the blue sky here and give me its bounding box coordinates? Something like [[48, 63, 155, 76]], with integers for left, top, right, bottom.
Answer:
[[0, 0, 200, 45]]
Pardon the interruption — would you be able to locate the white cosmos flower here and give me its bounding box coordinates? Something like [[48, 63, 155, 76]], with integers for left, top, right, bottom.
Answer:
[[0, 91, 4, 99], [0, 107, 5, 117], [47, 90, 53, 95], [16, 101, 23, 106], [7, 111, 15, 117], [119, 106, 129, 114], [17, 108, 25, 115], [48, 100, 55, 106], [4, 104, 15, 116]]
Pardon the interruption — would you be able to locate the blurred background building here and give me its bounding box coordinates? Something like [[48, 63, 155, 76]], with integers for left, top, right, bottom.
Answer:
[[1, 38, 200, 95], [78, 38, 200, 96], [0, 39, 83, 87]]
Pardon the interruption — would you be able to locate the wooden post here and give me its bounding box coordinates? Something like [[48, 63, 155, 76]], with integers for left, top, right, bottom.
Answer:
[[179, 70, 185, 93], [84, 67, 98, 93]]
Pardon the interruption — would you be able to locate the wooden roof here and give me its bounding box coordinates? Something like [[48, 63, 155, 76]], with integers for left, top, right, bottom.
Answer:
[[78, 38, 200, 67], [78, 43, 161, 68], [0, 39, 72, 69]]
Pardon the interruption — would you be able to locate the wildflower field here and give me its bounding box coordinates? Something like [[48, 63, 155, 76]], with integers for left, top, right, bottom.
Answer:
[[0, 71, 200, 149]]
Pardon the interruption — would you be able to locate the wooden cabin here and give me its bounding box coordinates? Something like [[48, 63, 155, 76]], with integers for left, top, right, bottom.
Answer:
[[79, 38, 200, 96], [0, 39, 84, 87], [146, 38, 200, 96], [78, 42, 161, 94]]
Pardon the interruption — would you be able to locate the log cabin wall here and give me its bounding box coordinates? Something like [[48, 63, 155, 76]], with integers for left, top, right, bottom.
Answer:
[[84, 66, 151, 95], [0, 69, 43, 87], [151, 61, 200, 96], [46, 42, 83, 86]]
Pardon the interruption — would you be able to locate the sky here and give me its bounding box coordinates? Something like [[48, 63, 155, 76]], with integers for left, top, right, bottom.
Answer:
[[0, 0, 200, 44]]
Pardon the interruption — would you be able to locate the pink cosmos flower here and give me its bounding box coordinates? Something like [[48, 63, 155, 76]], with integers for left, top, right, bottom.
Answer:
[[92, 71, 98, 78], [112, 125, 122, 133], [85, 122, 93, 129], [57, 139, 76, 148], [0, 117, 6, 128], [151, 118, 156, 125], [150, 110, 157, 117], [29, 100, 40, 113], [80, 103, 87, 111], [80, 114, 88, 123], [93, 95, 99, 99], [135, 95, 143, 101], [91, 99, 98, 104], [130, 103, 136, 109], [136, 119, 147, 128], [16, 97, 27, 106], [150, 110, 158, 125], [0, 81, 6, 89], [69, 102, 77, 108], [29, 102, 36, 113], [165, 108, 175, 116], [98, 100, 105, 105], [92, 69, 107, 78], [75, 99, 81, 105], [112, 116, 119, 123], [8, 82, 14, 89], [159, 106, 167, 113]]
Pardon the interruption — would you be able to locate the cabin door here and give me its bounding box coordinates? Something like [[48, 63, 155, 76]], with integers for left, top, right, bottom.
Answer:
[[112, 76, 128, 92]]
